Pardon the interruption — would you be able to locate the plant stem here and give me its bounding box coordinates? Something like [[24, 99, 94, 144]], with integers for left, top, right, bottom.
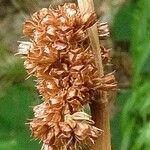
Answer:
[[77, 0, 111, 150]]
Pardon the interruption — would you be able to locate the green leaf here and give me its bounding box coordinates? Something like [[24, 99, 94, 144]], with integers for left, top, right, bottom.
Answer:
[[0, 56, 26, 81], [120, 119, 135, 150], [131, 0, 150, 84], [0, 84, 34, 128], [131, 123, 150, 150], [0, 139, 18, 150], [0, 84, 40, 149], [112, 2, 135, 41]]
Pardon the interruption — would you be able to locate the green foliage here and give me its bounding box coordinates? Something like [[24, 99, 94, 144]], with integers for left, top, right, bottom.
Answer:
[[111, 0, 150, 150], [131, 0, 150, 84], [118, 0, 150, 150], [0, 42, 40, 149], [0, 57, 26, 81], [111, 90, 132, 150], [112, 2, 134, 42], [0, 83, 41, 150]]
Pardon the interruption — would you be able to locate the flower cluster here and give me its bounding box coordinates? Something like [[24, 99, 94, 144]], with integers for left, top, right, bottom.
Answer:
[[18, 3, 116, 150]]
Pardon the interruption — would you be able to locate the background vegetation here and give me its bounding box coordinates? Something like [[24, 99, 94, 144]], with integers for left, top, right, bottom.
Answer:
[[0, 0, 150, 150]]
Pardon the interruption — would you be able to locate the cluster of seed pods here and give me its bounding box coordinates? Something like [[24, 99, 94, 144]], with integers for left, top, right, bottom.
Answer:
[[18, 3, 116, 150]]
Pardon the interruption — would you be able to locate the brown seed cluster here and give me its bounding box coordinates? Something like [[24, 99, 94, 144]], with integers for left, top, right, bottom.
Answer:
[[18, 3, 116, 150]]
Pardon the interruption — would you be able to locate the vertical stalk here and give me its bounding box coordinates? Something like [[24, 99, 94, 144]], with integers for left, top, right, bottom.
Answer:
[[77, 0, 111, 150]]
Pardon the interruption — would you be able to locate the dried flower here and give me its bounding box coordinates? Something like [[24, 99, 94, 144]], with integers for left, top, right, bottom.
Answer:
[[18, 3, 116, 150], [18, 41, 33, 55], [97, 22, 110, 40]]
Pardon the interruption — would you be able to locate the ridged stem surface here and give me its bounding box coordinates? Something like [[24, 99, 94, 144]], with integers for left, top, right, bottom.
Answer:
[[77, 0, 111, 150]]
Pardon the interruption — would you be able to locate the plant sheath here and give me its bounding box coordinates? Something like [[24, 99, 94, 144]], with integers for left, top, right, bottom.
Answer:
[[77, 0, 111, 150]]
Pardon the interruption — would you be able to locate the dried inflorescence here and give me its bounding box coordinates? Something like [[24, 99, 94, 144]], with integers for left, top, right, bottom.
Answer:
[[18, 3, 116, 150]]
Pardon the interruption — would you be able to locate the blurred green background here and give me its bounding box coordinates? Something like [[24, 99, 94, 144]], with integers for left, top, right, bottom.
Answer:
[[0, 0, 150, 150]]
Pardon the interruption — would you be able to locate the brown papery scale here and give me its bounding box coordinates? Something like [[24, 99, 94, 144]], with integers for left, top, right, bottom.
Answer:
[[18, 3, 116, 150]]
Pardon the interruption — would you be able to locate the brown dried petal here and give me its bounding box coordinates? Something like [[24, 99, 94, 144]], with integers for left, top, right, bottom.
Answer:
[[23, 21, 36, 36], [98, 22, 110, 40], [52, 41, 67, 50]]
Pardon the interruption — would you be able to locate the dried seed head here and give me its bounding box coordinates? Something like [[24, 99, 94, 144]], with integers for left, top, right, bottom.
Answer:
[[30, 108, 102, 150], [18, 3, 116, 150], [18, 41, 33, 55], [97, 22, 110, 40]]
